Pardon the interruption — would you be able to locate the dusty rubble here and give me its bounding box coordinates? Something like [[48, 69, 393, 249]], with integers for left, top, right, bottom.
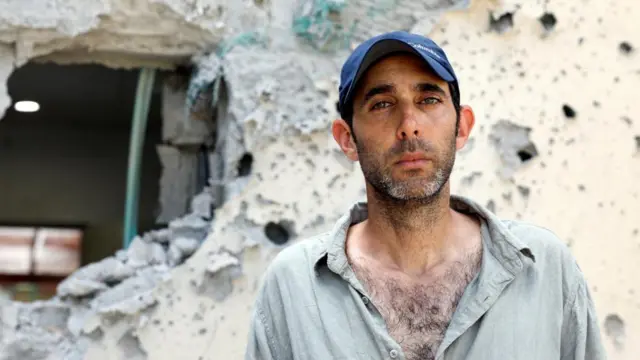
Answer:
[[1, 0, 640, 359]]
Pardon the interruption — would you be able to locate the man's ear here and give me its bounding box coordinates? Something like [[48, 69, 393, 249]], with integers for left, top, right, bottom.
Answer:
[[455, 105, 475, 151], [331, 119, 359, 161]]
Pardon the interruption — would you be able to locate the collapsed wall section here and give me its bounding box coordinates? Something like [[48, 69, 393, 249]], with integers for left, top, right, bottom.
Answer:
[[1, 0, 639, 359]]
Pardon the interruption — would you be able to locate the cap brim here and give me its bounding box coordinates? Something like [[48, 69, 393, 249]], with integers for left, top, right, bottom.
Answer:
[[344, 39, 455, 111]]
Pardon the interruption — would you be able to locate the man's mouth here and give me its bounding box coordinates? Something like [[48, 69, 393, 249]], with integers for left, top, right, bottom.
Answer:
[[395, 152, 430, 167]]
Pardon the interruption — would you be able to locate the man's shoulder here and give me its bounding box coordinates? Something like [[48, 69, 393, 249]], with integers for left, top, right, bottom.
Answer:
[[498, 218, 586, 290], [499, 218, 573, 258]]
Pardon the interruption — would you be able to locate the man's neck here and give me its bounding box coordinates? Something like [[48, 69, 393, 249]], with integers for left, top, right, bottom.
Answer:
[[356, 184, 457, 275]]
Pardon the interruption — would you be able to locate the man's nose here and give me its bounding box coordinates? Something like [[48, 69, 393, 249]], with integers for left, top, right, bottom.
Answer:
[[396, 104, 420, 140]]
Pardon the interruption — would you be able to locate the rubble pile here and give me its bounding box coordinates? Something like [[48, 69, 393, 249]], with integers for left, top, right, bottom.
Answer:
[[0, 0, 639, 358], [0, 191, 213, 360]]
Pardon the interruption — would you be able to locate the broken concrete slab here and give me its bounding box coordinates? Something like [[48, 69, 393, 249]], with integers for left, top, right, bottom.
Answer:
[[57, 278, 108, 298], [72, 257, 135, 285], [172, 237, 200, 257], [126, 237, 168, 269], [190, 189, 214, 219], [89, 266, 168, 315]]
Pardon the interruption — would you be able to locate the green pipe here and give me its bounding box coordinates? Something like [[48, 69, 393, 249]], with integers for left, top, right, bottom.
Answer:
[[123, 68, 156, 248]]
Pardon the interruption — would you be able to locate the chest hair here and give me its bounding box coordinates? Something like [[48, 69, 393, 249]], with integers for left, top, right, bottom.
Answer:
[[351, 250, 481, 360]]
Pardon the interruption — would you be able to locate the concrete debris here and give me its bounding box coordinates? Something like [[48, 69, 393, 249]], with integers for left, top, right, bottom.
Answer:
[[15, 301, 71, 330], [604, 313, 625, 350], [173, 237, 201, 257], [142, 228, 172, 245], [489, 120, 539, 179], [0, 327, 66, 360], [71, 256, 135, 285], [57, 278, 108, 298], [126, 236, 167, 268], [169, 213, 210, 240], [90, 266, 168, 316], [98, 291, 157, 317], [167, 244, 184, 267], [190, 189, 215, 219]]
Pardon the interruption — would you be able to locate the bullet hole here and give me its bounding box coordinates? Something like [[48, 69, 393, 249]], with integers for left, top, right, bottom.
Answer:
[[461, 171, 482, 186], [502, 192, 512, 202], [578, 184, 586, 192], [517, 143, 538, 162], [237, 153, 253, 177], [489, 120, 538, 179], [619, 42, 633, 54], [578, 37, 584, 45], [517, 185, 530, 198], [592, 100, 600, 108], [489, 12, 514, 34], [562, 104, 576, 118], [634, 136, 640, 152], [486, 200, 496, 213], [199, 328, 207, 335], [264, 221, 291, 245], [604, 313, 625, 350], [539, 12, 557, 31]]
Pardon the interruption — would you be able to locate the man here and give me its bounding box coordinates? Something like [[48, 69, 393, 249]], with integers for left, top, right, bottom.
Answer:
[[245, 31, 606, 360]]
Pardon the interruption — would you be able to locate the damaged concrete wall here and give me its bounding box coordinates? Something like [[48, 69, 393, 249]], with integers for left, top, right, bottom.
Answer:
[[1, 0, 639, 359]]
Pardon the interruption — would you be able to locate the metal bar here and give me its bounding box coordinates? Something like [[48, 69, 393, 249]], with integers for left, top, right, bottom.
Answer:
[[123, 68, 156, 248]]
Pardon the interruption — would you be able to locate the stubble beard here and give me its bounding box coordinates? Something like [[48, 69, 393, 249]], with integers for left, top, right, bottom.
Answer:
[[357, 136, 457, 205]]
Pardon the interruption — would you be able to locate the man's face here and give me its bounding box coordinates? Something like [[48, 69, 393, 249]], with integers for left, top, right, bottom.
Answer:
[[350, 53, 459, 202]]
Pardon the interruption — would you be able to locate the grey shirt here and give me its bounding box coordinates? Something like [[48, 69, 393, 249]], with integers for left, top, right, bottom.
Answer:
[[245, 195, 606, 360]]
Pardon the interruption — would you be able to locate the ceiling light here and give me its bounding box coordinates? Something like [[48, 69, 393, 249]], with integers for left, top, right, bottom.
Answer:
[[14, 100, 40, 113]]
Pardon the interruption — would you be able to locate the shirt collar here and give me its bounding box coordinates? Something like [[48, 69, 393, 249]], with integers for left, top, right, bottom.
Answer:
[[313, 195, 535, 276]]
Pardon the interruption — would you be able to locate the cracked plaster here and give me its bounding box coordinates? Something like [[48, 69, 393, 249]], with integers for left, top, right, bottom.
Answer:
[[1, 0, 640, 359]]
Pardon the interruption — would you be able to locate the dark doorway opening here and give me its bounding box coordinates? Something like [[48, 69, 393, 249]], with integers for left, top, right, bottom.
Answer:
[[0, 63, 165, 300]]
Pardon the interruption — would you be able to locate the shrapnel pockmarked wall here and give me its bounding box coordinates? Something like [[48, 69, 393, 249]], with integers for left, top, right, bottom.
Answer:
[[0, 0, 638, 359]]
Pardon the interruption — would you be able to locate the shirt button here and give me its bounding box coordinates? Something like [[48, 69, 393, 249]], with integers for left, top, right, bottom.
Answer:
[[362, 296, 369, 304], [389, 349, 398, 358]]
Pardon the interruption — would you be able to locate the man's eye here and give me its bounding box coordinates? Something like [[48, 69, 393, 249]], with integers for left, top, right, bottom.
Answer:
[[371, 101, 391, 110], [421, 97, 440, 105]]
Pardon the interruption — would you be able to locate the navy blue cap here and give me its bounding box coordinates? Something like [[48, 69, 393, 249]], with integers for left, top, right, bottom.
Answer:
[[338, 31, 459, 120]]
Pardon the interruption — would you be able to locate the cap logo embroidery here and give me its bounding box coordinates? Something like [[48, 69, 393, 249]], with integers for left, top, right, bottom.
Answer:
[[408, 42, 442, 60]]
